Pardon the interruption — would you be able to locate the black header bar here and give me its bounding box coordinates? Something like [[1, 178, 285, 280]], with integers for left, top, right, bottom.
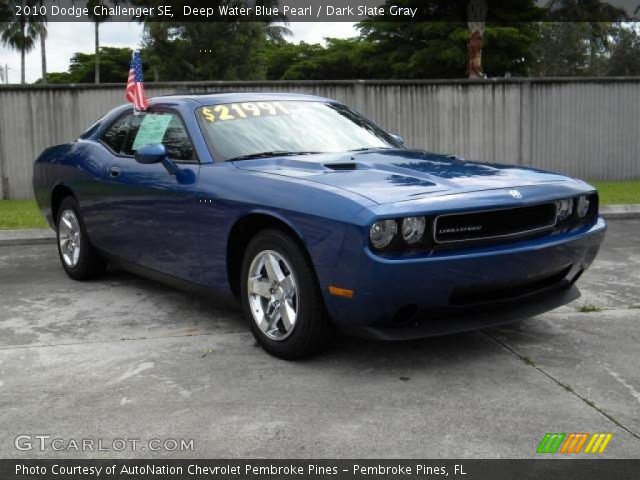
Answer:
[[2, 0, 639, 23]]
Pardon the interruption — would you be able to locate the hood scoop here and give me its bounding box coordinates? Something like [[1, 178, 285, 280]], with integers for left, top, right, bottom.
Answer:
[[324, 162, 358, 171], [324, 158, 371, 171]]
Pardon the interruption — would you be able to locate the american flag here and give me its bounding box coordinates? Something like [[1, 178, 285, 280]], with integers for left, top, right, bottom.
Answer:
[[126, 51, 149, 112]]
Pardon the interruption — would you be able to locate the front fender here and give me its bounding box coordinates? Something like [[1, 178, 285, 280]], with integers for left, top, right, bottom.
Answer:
[[195, 163, 373, 295], [229, 208, 348, 268]]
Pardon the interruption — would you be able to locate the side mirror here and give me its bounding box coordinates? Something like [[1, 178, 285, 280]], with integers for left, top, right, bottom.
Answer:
[[391, 134, 405, 146], [135, 144, 179, 175], [135, 144, 166, 164]]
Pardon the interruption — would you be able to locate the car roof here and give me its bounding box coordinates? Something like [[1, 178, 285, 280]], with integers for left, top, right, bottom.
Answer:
[[150, 91, 334, 106]]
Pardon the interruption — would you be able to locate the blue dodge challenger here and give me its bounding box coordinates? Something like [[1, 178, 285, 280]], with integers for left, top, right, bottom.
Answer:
[[33, 93, 606, 358]]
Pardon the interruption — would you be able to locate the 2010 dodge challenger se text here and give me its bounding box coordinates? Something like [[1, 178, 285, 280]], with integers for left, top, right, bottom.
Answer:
[[33, 93, 606, 359]]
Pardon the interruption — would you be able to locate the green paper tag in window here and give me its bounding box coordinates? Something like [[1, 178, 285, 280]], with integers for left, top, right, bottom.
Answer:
[[132, 114, 173, 150]]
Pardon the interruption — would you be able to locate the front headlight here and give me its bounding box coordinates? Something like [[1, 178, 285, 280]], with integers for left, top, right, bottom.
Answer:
[[370, 220, 397, 249], [401, 216, 426, 244], [555, 198, 573, 221], [576, 195, 590, 218]]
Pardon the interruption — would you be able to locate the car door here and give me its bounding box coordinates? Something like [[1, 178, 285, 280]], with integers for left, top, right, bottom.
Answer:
[[95, 108, 202, 282]]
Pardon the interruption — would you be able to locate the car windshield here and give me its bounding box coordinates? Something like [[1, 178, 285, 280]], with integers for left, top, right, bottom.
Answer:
[[196, 100, 400, 162]]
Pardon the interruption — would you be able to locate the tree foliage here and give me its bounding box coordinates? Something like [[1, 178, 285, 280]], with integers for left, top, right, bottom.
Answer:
[[356, 0, 545, 78], [606, 25, 640, 76], [33, 0, 640, 83], [0, 0, 11, 22], [530, 22, 638, 77], [543, 0, 629, 76], [39, 47, 133, 83], [132, 0, 289, 81], [142, 21, 268, 81], [531, 22, 592, 76], [262, 38, 376, 80]]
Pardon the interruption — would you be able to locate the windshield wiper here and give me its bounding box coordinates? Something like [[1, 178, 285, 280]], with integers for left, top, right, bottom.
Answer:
[[226, 151, 321, 162], [347, 147, 390, 152]]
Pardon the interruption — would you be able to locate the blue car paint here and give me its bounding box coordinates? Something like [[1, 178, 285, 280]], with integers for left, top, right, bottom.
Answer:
[[317, 219, 604, 328], [33, 92, 606, 337], [236, 149, 572, 205]]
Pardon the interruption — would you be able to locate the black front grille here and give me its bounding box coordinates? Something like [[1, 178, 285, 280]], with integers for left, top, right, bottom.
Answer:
[[434, 203, 557, 244]]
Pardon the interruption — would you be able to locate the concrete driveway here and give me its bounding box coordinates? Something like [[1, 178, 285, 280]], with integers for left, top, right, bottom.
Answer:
[[0, 220, 639, 458]]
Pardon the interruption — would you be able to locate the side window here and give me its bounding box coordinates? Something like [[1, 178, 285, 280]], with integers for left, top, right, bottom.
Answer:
[[100, 114, 132, 153], [121, 112, 196, 162], [121, 115, 143, 156], [162, 116, 196, 161]]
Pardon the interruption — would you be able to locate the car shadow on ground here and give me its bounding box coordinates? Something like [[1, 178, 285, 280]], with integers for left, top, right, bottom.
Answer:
[[100, 265, 520, 371]]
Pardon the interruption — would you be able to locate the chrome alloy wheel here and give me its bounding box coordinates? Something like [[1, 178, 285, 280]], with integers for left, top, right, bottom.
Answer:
[[247, 250, 299, 341], [58, 209, 81, 267]]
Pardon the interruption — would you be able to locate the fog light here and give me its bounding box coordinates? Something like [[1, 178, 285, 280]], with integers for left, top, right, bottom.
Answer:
[[555, 198, 573, 221], [370, 220, 397, 249], [401, 216, 426, 244], [576, 195, 590, 218]]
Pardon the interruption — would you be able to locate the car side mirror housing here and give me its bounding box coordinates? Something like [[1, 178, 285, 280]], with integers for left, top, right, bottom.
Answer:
[[135, 144, 180, 175], [391, 134, 405, 146], [135, 144, 166, 164]]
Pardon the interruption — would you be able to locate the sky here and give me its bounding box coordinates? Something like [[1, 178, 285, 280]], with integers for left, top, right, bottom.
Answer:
[[0, 22, 358, 84]]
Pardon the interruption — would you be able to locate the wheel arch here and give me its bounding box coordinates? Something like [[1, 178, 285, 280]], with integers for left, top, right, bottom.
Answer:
[[226, 212, 313, 299], [51, 183, 76, 226]]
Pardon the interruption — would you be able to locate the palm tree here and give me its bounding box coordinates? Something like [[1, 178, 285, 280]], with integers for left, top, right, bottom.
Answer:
[[467, 0, 488, 79], [258, 0, 292, 44], [86, 0, 119, 83], [0, 1, 43, 84], [38, 0, 47, 83], [87, 0, 103, 83], [264, 23, 292, 44], [93, 19, 101, 83]]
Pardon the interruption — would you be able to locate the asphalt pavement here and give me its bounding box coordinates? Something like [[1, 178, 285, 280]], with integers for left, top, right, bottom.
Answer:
[[0, 220, 639, 458]]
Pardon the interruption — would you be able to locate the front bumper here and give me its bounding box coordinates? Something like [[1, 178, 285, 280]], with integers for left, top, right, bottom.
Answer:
[[316, 217, 606, 339]]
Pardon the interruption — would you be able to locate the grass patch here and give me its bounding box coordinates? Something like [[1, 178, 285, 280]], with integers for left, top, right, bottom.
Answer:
[[577, 303, 603, 313], [0, 200, 47, 230], [591, 180, 640, 205]]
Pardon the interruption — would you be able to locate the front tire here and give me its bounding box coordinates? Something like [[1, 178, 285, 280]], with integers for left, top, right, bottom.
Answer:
[[241, 229, 333, 359], [56, 196, 106, 280]]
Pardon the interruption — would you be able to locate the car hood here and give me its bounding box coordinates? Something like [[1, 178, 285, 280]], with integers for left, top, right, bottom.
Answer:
[[232, 149, 570, 205]]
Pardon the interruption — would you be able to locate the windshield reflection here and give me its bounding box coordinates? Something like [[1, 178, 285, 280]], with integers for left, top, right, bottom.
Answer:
[[197, 101, 401, 162]]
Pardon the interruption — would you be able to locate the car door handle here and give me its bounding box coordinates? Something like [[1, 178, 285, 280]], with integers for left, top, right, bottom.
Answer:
[[109, 167, 122, 178]]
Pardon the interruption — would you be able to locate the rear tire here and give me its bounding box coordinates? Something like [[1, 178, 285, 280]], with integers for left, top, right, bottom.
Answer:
[[241, 229, 333, 359], [56, 196, 106, 280]]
